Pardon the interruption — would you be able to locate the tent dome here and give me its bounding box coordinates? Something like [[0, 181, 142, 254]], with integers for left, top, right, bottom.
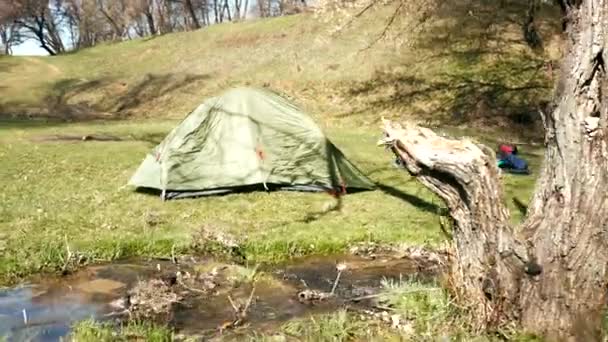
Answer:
[[128, 87, 375, 199]]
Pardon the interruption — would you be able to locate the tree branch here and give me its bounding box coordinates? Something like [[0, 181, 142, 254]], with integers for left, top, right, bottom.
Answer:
[[359, 0, 405, 51], [378, 118, 531, 330]]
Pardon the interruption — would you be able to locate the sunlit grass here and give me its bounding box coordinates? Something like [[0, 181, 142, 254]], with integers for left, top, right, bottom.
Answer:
[[71, 319, 173, 342], [0, 119, 540, 286]]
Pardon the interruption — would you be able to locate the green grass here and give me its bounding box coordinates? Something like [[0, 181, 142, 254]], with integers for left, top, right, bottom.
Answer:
[[71, 319, 173, 341], [0, 1, 561, 131], [379, 277, 454, 335], [373, 277, 544, 341], [280, 310, 369, 341], [245, 278, 544, 341], [0, 119, 540, 284]]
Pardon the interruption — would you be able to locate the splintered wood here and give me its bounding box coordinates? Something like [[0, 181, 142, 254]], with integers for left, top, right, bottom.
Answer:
[[378, 118, 485, 171]]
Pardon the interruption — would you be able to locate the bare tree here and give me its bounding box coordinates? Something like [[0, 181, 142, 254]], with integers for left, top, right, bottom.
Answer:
[[13, 0, 67, 55], [153, 0, 170, 34], [95, 0, 128, 40], [0, 1, 23, 54], [0, 23, 22, 54], [379, 0, 608, 340], [197, 0, 210, 25], [141, 0, 157, 35], [62, 0, 107, 48], [256, 0, 271, 17], [212, 0, 219, 22], [222, 0, 231, 21], [182, 0, 200, 29], [0, 0, 313, 53]]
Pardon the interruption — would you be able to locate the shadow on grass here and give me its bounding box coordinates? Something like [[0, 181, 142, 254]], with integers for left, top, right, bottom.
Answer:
[[338, 0, 561, 131], [130, 131, 168, 146], [0, 56, 19, 73], [0, 72, 211, 124], [375, 183, 446, 215]]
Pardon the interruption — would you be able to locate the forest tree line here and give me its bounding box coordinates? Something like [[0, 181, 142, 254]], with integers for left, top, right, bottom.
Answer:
[[0, 0, 308, 55]]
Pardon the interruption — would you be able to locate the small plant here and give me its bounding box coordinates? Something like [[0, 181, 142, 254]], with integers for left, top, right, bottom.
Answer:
[[379, 277, 454, 336], [71, 319, 116, 341], [71, 319, 173, 342], [229, 264, 260, 285], [281, 310, 365, 341]]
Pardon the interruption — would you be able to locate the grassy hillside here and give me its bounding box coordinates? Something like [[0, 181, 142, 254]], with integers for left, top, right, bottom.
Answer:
[[0, 1, 561, 133]]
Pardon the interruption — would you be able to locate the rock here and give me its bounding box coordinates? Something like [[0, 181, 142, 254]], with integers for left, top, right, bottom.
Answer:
[[297, 289, 333, 303], [390, 314, 401, 328]]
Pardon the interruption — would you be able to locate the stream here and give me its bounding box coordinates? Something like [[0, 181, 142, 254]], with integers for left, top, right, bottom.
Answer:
[[0, 250, 443, 341]]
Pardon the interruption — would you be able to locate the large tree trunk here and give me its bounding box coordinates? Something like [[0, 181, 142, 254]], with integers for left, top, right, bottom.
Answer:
[[379, 1, 608, 341]]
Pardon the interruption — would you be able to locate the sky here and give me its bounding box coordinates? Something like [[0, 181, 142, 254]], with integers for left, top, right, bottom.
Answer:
[[12, 39, 50, 56]]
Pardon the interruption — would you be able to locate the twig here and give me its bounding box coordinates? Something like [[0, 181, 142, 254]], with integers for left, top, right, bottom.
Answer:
[[242, 286, 256, 317], [227, 295, 240, 314], [177, 277, 207, 294], [332, 1, 378, 37], [171, 244, 177, 264], [373, 305, 396, 312], [359, 0, 405, 51], [330, 270, 343, 295], [102, 309, 129, 318], [62, 234, 72, 272]]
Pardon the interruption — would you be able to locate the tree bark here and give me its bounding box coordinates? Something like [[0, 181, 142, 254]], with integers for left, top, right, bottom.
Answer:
[[184, 0, 200, 29], [379, 1, 608, 340]]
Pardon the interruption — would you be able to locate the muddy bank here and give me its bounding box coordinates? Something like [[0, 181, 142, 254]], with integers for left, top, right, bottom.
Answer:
[[0, 249, 445, 341]]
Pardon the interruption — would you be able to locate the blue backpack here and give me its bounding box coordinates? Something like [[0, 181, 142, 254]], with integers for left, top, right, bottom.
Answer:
[[498, 154, 529, 174]]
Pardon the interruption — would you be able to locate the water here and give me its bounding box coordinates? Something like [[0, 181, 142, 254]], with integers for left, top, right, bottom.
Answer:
[[0, 261, 174, 341], [0, 282, 115, 341], [0, 253, 441, 341]]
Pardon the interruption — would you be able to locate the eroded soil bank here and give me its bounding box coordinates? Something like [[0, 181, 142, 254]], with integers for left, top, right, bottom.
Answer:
[[0, 245, 446, 341]]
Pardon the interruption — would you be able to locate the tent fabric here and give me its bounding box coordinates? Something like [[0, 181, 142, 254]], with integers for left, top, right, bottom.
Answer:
[[128, 87, 375, 199]]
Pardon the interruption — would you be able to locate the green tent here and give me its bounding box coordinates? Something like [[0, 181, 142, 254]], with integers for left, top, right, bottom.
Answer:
[[128, 87, 375, 199]]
